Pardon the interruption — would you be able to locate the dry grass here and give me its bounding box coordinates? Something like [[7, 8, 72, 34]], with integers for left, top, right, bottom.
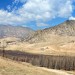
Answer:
[[0, 36, 75, 56], [4, 41, 75, 56], [0, 57, 58, 75], [0, 37, 75, 75], [0, 57, 73, 75]]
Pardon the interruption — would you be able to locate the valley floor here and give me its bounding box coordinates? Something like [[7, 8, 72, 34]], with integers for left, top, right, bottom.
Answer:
[[5, 42, 75, 56]]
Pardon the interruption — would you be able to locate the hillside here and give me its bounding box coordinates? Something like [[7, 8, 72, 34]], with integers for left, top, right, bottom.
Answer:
[[0, 20, 75, 43], [0, 25, 35, 40], [27, 20, 75, 43], [0, 21, 75, 75], [0, 57, 72, 75], [0, 20, 75, 56]]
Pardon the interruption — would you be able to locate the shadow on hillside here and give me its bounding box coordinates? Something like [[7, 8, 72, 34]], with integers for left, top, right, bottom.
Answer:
[[0, 50, 75, 71]]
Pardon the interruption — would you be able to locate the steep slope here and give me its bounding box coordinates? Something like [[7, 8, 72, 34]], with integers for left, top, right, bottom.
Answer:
[[28, 20, 75, 43], [0, 25, 35, 40]]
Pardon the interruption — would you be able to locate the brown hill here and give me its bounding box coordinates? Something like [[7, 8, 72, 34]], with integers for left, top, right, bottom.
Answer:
[[27, 20, 75, 43], [0, 25, 35, 40]]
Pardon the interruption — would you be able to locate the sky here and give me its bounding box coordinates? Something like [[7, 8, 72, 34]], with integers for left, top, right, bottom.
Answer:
[[0, 0, 75, 30]]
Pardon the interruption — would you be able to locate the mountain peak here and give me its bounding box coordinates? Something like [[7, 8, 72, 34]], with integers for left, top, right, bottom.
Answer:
[[66, 20, 75, 23]]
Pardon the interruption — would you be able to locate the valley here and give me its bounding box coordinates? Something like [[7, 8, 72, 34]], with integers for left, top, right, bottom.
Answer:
[[0, 20, 75, 75]]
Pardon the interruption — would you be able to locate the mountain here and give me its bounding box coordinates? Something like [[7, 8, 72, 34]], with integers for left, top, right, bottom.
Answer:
[[0, 25, 35, 40], [0, 20, 75, 43], [27, 20, 75, 43], [0, 20, 75, 56]]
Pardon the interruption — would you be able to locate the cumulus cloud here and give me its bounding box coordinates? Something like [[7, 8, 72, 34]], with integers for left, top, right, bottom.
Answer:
[[69, 16, 75, 20], [0, 0, 74, 26]]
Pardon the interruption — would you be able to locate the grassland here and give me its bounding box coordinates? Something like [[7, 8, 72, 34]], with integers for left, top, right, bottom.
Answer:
[[0, 57, 73, 75], [0, 36, 75, 56], [0, 57, 56, 75], [0, 37, 75, 75], [0, 57, 72, 75]]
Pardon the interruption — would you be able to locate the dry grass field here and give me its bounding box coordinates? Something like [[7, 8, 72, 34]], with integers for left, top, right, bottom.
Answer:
[[4, 37, 75, 56], [0, 37, 75, 75], [0, 57, 54, 75], [0, 36, 75, 56], [0, 57, 72, 75]]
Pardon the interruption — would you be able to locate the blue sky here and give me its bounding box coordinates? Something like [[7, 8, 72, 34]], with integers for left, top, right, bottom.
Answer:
[[0, 0, 75, 30]]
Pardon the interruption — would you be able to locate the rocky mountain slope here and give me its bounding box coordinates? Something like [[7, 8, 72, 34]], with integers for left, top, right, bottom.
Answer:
[[28, 20, 75, 43], [0, 20, 75, 44], [0, 25, 35, 40]]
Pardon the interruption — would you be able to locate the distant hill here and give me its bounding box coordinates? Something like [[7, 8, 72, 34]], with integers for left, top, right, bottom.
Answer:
[[0, 25, 35, 40], [27, 20, 75, 43]]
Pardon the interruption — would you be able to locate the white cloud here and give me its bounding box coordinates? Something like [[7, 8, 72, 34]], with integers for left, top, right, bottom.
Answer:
[[37, 22, 49, 27], [69, 16, 75, 20], [58, 0, 73, 17], [0, 0, 74, 26]]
